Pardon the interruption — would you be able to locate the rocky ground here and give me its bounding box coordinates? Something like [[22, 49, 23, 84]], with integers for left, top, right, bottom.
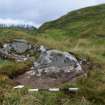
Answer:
[[0, 39, 90, 88]]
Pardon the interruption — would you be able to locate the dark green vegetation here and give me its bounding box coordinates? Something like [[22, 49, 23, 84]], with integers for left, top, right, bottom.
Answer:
[[0, 4, 105, 105]]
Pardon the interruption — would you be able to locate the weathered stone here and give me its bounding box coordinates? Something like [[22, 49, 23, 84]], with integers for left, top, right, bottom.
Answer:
[[2, 39, 33, 54], [0, 39, 37, 62], [10, 39, 31, 54], [0, 48, 15, 60], [0, 40, 83, 78], [33, 45, 82, 77]]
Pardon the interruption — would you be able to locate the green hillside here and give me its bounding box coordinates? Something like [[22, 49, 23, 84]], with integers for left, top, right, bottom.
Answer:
[[0, 4, 105, 105], [0, 27, 37, 45], [36, 4, 105, 63], [40, 4, 105, 38]]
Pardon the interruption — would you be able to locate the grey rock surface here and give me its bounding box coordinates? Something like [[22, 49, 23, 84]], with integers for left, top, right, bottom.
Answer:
[[9, 39, 31, 54], [0, 39, 36, 62], [0, 40, 83, 78], [33, 45, 82, 77], [2, 39, 33, 54]]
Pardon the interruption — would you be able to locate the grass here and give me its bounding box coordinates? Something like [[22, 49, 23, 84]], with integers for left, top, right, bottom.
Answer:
[[0, 87, 95, 105], [0, 28, 38, 45], [0, 59, 32, 78]]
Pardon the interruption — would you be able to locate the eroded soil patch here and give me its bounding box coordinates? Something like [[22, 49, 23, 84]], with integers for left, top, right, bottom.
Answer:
[[14, 70, 84, 89]]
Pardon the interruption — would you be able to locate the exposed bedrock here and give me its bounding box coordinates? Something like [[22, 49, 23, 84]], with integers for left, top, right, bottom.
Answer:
[[0, 39, 90, 78], [32, 45, 84, 77]]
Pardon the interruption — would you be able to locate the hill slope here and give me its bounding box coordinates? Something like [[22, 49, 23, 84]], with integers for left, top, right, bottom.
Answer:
[[39, 4, 105, 38], [0, 27, 37, 44], [36, 4, 105, 63]]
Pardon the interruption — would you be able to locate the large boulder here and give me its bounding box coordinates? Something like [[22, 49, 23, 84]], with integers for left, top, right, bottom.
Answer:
[[33, 46, 82, 77]]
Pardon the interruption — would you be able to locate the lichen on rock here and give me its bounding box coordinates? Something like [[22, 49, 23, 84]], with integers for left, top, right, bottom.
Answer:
[[0, 39, 84, 79], [33, 45, 82, 77]]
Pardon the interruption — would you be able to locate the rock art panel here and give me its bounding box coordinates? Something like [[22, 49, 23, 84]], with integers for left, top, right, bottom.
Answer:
[[33, 45, 82, 77]]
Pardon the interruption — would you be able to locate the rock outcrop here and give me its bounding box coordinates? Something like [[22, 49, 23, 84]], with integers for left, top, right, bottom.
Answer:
[[3, 39, 32, 54], [0, 39, 85, 78], [32, 45, 82, 77], [0, 39, 37, 62]]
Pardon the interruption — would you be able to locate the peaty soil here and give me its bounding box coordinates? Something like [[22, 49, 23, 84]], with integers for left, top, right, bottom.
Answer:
[[13, 70, 84, 89]]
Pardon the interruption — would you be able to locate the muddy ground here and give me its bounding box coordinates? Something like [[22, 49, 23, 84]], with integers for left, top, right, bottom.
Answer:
[[14, 70, 85, 89]]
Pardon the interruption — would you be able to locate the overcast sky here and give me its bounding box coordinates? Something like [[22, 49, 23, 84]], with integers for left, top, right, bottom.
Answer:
[[0, 0, 105, 28]]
